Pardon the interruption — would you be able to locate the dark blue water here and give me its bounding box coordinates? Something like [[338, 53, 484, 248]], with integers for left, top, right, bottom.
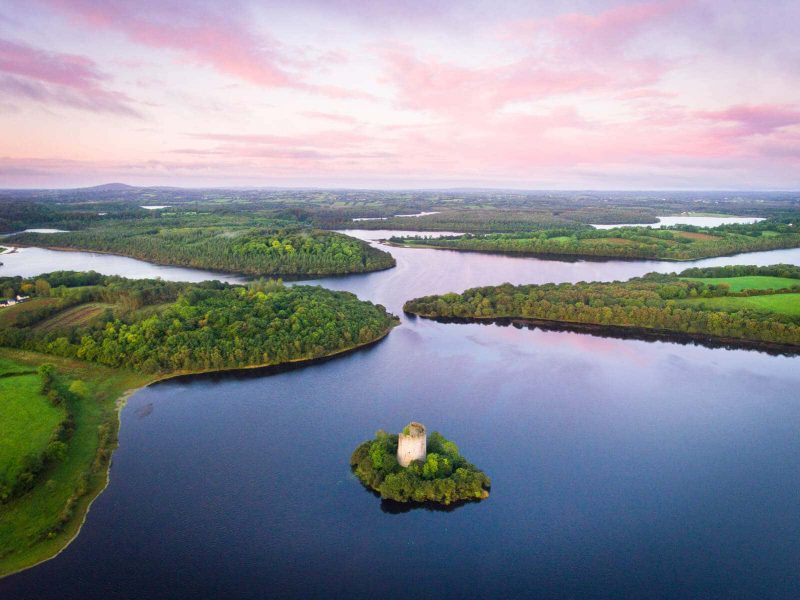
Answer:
[[2, 238, 800, 599]]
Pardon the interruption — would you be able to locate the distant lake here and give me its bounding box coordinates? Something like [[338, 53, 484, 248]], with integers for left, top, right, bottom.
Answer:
[[335, 228, 464, 240], [0, 229, 70, 237], [593, 215, 765, 229], [2, 237, 800, 599], [351, 211, 440, 222]]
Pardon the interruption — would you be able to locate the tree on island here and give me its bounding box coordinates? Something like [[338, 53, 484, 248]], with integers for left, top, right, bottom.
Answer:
[[351, 422, 491, 505]]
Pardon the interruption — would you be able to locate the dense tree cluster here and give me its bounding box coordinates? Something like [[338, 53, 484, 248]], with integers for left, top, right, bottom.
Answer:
[[403, 265, 800, 348], [679, 264, 800, 279], [0, 272, 398, 374], [9, 223, 395, 277], [394, 219, 800, 260], [350, 430, 491, 505]]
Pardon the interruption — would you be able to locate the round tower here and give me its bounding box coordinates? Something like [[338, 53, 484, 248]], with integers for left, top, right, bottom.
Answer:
[[397, 422, 427, 467]]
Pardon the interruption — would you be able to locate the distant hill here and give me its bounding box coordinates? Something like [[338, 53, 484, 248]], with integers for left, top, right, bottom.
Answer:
[[82, 183, 136, 191]]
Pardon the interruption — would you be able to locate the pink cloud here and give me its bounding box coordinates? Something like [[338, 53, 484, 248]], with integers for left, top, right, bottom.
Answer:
[[43, 0, 291, 86], [189, 130, 371, 147], [381, 44, 663, 115], [42, 0, 362, 98], [545, 0, 688, 55], [696, 104, 800, 136], [0, 38, 138, 115], [302, 111, 361, 125], [381, 2, 689, 115]]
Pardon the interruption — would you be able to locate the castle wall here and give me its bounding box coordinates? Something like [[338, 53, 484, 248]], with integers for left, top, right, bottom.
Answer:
[[397, 430, 427, 467]]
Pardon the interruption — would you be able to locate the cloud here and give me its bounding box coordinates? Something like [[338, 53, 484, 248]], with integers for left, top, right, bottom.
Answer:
[[696, 104, 800, 136], [380, 2, 689, 115], [302, 111, 361, 124], [0, 37, 139, 115], [41, 0, 363, 98]]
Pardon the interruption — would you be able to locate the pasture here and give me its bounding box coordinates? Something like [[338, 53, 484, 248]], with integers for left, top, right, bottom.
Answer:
[[681, 276, 800, 292], [678, 293, 800, 317], [0, 369, 66, 498]]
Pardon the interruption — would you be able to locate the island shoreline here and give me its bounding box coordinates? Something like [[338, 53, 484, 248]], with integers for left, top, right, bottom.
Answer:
[[405, 313, 800, 355], [5, 242, 397, 280], [385, 240, 800, 263]]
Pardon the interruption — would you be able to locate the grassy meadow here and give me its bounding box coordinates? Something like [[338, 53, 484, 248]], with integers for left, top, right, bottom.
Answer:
[[678, 293, 800, 317], [0, 373, 66, 496], [0, 349, 149, 578], [680, 276, 800, 292]]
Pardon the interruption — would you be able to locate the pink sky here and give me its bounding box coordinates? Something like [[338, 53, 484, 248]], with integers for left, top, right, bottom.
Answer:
[[0, 0, 798, 189]]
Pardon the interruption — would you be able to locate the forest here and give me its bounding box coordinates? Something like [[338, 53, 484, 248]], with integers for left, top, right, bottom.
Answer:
[[392, 219, 800, 261], [7, 220, 395, 277], [0, 272, 399, 374], [403, 265, 800, 349], [350, 430, 491, 505]]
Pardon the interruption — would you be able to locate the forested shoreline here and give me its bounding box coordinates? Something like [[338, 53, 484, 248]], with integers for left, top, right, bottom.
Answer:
[[404, 265, 800, 350], [392, 219, 800, 261], [0, 272, 399, 373]]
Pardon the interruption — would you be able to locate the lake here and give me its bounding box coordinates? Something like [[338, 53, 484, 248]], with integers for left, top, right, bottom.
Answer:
[[592, 216, 764, 229], [1, 237, 799, 599]]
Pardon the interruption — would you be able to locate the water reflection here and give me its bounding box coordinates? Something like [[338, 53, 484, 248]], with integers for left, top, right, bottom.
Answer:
[[592, 215, 764, 229]]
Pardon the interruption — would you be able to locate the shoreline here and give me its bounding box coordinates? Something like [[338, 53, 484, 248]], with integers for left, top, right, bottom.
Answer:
[[0, 322, 397, 579], [386, 240, 800, 264], [405, 313, 800, 356]]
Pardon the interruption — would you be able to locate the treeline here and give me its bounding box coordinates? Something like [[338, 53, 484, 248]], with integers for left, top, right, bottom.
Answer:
[[8, 222, 395, 277], [679, 264, 800, 279], [350, 430, 491, 505], [345, 209, 594, 233], [403, 265, 800, 348], [0, 273, 398, 374], [1, 272, 188, 327], [394, 219, 800, 260]]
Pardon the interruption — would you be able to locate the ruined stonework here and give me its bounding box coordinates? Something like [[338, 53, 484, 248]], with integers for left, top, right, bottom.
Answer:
[[397, 422, 427, 467]]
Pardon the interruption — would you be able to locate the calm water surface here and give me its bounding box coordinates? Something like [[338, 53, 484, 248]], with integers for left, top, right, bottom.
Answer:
[[2, 236, 800, 599], [593, 216, 764, 229]]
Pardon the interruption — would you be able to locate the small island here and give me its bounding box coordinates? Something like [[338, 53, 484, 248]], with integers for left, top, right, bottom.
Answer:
[[351, 422, 491, 505]]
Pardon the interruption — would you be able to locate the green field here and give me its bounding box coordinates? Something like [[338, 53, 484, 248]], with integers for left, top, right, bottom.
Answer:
[[0, 372, 66, 496], [0, 349, 149, 578], [0, 358, 35, 376], [678, 293, 800, 317], [680, 276, 800, 292]]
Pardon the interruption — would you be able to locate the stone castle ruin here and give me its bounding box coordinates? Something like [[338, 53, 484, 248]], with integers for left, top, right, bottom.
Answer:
[[397, 422, 427, 467]]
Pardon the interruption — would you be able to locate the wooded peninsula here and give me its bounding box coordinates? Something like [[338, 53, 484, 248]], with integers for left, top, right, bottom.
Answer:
[[7, 219, 395, 277], [403, 265, 800, 351], [0, 271, 398, 577]]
